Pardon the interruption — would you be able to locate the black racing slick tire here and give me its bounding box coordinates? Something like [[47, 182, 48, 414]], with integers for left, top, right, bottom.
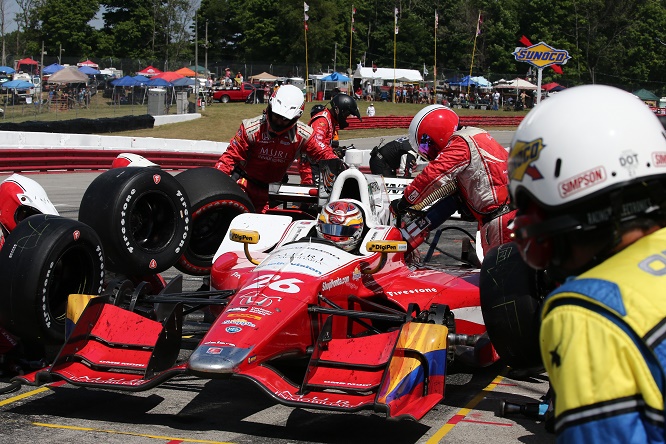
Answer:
[[79, 167, 190, 276], [0, 215, 104, 354], [479, 242, 545, 370], [174, 167, 254, 275]]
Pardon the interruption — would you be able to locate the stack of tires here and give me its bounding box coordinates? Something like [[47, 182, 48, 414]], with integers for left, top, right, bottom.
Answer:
[[0, 166, 254, 359]]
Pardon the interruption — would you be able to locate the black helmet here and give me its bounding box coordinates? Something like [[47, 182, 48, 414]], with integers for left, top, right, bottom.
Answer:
[[310, 104, 326, 118], [330, 93, 362, 129]]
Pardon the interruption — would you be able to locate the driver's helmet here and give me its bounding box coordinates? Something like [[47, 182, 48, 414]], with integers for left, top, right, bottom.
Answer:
[[408, 105, 459, 161], [330, 93, 362, 129], [316, 200, 364, 252], [0, 174, 59, 233], [508, 84, 666, 271], [267, 84, 304, 134], [310, 104, 326, 118]]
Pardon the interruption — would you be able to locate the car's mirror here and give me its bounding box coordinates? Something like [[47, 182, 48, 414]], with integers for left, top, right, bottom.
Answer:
[[230, 229, 260, 264]]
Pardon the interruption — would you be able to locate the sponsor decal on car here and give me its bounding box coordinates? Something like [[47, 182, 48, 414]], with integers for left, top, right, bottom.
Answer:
[[225, 326, 242, 333], [322, 276, 349, 291], [228, 313, 262, 321], [206, 347, 222, 355], [250, 307, 273, 316], [223, 319, 256, 328], [387, 287, 438, 297]]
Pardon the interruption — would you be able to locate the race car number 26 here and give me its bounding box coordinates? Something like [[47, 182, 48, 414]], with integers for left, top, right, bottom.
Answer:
[[239, 275, 304, 295]]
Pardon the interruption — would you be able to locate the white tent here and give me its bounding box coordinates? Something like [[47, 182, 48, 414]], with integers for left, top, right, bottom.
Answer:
[[353, 67, 423, 83], [493, 78, 539, 90]]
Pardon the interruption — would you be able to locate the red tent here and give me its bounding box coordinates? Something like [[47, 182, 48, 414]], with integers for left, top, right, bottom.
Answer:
[[138, 65, 162, 77], [77, 59, 99, 68], [17, 57, 38, 66], [154, 71, 184, 82], [542, 82, 566, 92]]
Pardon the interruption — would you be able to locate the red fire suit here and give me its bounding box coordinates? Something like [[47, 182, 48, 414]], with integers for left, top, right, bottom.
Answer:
[[402, 127, 516, 254], [300, 109, 339, 185], [215, 115, 339, 213]]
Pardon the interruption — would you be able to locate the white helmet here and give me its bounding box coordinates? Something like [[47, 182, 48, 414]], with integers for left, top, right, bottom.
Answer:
[[267, 84, 304, 134], [508, 84, 666, 270]]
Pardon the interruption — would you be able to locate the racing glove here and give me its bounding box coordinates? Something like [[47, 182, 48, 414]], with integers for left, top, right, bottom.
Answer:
[[390, 197, 410, 217]]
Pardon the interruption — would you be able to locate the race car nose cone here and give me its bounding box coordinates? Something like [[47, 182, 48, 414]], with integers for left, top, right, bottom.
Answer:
[[187, 346, 252, 377]]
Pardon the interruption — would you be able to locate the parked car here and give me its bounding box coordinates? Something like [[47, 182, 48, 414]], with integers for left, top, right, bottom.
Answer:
[[212, 82, 255, 103]]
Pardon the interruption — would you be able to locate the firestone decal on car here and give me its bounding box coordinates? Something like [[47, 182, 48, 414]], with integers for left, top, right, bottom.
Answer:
[[386, 288, 438, 297]]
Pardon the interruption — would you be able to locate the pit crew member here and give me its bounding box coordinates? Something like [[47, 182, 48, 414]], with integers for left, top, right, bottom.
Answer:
[[369, 136, 417, 178], [509, 84, 666, 443], [214, 85, 343, 212], [390, 105, 515, 255]]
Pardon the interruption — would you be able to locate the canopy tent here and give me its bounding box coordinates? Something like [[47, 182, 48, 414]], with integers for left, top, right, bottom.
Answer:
[[16, 57, 38, 66], [2, 80, 34, 89], [633, 88, 660, 106], [493, 78, 538, 90], [353, 66, 423, 83], [172, 77, 195, 87], [542, 82, 566, 92], [175, 67, 196, 77], [77, 59, 99, 69], [78, 65, 100, 75], [146, 77, 173, 87], [112, 75, 140, 87], [154, 71, 184, 82], [249, 71, 278, 82], [0, 66, 15, 74], [188, 65, 210, 75], [633, 88, 659, 101], [43, 63, 65, 75], [137, 65, 162, 77], [47, 66, 89, 84], [321, 72, 350, 82]]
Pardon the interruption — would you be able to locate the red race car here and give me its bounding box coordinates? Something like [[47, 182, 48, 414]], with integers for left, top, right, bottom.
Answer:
[[10, 167, 507, 421]]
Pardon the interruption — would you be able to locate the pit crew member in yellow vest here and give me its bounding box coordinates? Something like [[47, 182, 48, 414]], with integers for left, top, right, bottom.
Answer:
[[508, 84, 666, 443]]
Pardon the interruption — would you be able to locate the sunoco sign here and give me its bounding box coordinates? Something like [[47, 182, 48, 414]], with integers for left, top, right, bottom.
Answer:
[[512, 42, 570, 69]]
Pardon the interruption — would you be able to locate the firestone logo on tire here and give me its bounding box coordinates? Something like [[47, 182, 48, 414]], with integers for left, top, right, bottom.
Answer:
[[149, 259, 157, 269], [153, 174, 161, 185], [73, 230, 80, 241]]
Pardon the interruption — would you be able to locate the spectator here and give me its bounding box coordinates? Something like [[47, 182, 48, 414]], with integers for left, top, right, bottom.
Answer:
[[508, 84, 666, 443], [354, 86, 362, 100], [366, 102, 375, 117], [365, 82, 373, 101], [492, 90, 500, 110], [214, 85, 343, 212], [390, 105, 515, 254]]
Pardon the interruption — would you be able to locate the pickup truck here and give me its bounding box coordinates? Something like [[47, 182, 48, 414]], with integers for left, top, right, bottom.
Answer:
[[212, 82, 255, 103]]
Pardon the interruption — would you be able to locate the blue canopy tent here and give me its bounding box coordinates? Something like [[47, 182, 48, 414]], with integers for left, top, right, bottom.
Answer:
[[43, 63, 64, 75], [320, 72, 350, 82], [319, 72, 350, 99], [112, 75, 139, 87], [78, 65, 100, 75], [2, 79, 35, 105], [172, 77, 195, 87], [0, 65, 15, 74], [132, 75, 149, 84]]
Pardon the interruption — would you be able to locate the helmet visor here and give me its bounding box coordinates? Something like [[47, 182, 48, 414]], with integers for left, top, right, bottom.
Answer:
[[418, 134, 436, 160], [318, 223, 361, 237]]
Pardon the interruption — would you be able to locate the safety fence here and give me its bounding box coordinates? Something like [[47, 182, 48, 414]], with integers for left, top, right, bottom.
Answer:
[[0, 148, 373, 175], [344, 115, 524, 130]]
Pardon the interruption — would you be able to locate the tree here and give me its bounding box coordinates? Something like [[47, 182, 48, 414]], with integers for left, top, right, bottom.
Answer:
[[38, 0, 99, 60]]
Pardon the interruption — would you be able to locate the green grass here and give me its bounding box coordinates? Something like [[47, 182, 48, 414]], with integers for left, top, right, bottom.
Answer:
[[0, 93, 525, 143]]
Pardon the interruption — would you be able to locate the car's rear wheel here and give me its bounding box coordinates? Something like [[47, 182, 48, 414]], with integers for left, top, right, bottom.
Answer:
[[220, 95, 230, 103], [174, 167, 254, 276], [0, 215, 104, 358], [79, 167, 190, 276]]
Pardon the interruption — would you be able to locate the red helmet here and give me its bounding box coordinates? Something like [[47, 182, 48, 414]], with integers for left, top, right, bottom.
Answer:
[[408, 105, 459, 161], [316, 200, 364, 252], [0, 174, 59, 233]]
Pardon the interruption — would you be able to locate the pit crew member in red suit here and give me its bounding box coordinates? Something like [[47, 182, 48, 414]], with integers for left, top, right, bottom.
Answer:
[[215, 85, 342, 213], [390, 105, 515, 255], [300, 93, 361, 185]]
